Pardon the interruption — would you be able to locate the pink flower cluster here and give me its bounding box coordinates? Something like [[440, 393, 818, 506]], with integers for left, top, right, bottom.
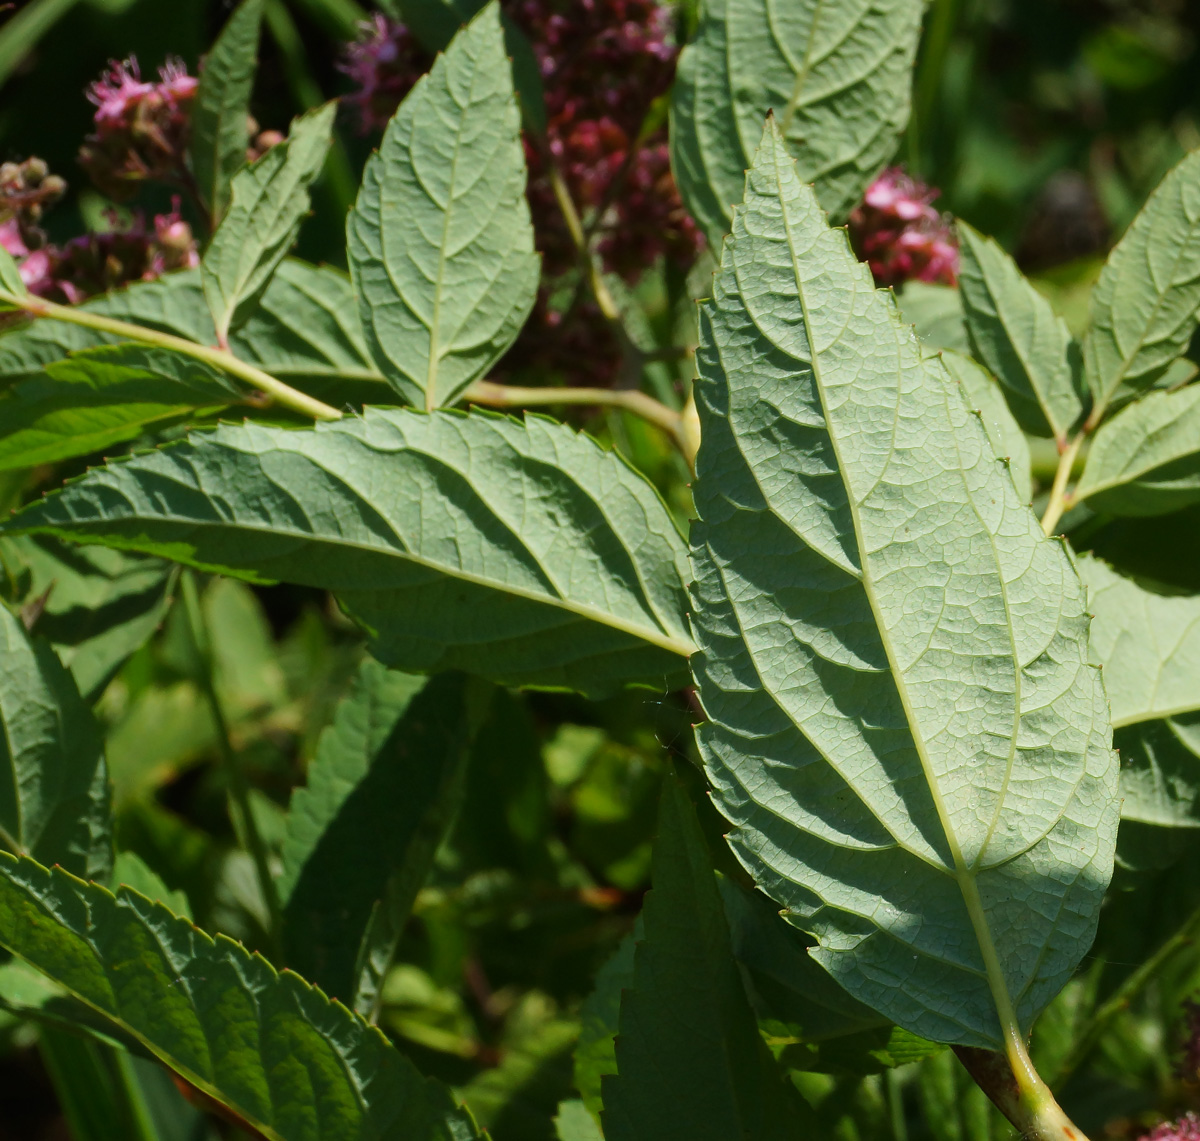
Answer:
[[1140, 1115, 1200, 1141], [339, 15, 428, 134], [1, 201, 199, 305], [848, 167, 959, 288], [78, 57, 197, 201]]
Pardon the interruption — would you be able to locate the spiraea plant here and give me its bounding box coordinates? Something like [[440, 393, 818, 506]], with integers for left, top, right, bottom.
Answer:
[[1, 1, 1200, 1139]]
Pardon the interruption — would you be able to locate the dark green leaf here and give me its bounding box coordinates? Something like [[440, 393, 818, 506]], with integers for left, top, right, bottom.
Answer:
[[203, 102, 336, 344], [1, 409, 694, 697], [280, 664, 487, 1016], [0, 343, 241, 471], [671, 0, 923, 247], [0, 605, 110, 879], [347, 2, 538, 409], [0, 853, 485, 1140], [189, 0, 264, 224], [603, 778, 813, 1140], [573, 921, 639, 1122]]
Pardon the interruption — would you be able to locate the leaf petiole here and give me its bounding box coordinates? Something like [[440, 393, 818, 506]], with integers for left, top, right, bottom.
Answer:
[[0, 287, 343, 422], [1040, 434, 1085, 535]]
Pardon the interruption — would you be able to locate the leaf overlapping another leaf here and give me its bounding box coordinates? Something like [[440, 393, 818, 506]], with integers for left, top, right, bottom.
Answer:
[[689, 121, 1118, 1048], [1083, 147, 1200, 423], [347, 2, 538, 409], [671, 0, 923, 248], [0, 409, 694, 697], [0, 853, 485, 1140]]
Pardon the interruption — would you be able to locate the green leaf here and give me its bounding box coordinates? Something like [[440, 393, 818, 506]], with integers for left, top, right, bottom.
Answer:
[[1077, 554, 1200, 728], [1083, 147, 1200, 421], [111, 851, 192, 919], [203, 102, 336, 345], [0, 853, 485, 1140], [0, 605, 111, 879], [1, 409, 694, 697], [4, 534, 176, 703], [280, 664, 486, 1016], [671, 0, 923, 248], [1073, 383, 1200, 517], [0, 343, 241, 471], [897, 282, 969, 357], [603, 777, 812, 1139], [689, 121, 1118, 1048], [347, 2, 538, 409], [941, 349, 1033, 503], [0, 261, 384, 392], [957, 222, 1083, 443], [0, 241, 26, 303], [554, 1101, 603, 1141], [1112, 716, 1200, 828], [189, 0, 264, 224]]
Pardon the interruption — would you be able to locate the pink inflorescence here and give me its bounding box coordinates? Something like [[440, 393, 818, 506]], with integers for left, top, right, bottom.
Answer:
[[339, 15, 428, 134], [849, 167, 959, 288], [1140, 1114, 1200, 1141], [79, 56, 198, 200]]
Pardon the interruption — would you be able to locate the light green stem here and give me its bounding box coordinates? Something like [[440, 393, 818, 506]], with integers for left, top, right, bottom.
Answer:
[[0, 288, 343, 422], [181, 572, 284, 959], [1040, 435, 1084, 536]]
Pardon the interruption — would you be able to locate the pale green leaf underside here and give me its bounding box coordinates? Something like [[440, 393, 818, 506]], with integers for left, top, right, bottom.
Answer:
[[0, 244, 25, 301], [280, 665, 480, 1016], [671, 0, 923, 248], [0, 261, 385, 391], [1113, 716, 1200, 828], [689, 123, 1118, 1049], [189, 0, 263, 223], [957, 222, 1081, 442], [0, 607, 110, 880], [1, 409, 693, 698], [347, 2, 537, 409], [0, 343, 240, 471], [1083, 147, 1200, 418], [1073, 383, 1200, 517], [203, 102, 336, 342], [0, 854, 483, 1140], [941, 350, 1033, 504], [896, 282, 969, 357], [1078, 554, 1200, 729]]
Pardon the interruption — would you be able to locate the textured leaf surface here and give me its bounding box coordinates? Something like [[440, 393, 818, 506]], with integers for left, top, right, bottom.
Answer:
[[0, 853, 484, 1141], [280, 664, 483, 1015], [347, 3, 537, 409], [203, 102, 336, 343], [1078, 554, 1200, 728], [689, 122, 1118, 1048], [1083, 148, 1200, 419], [1, 409, 693, 697], [0, 244, 25, 301], [603, 778, 812, 1140], [0, 261, 383, 393], [1073, 384, 1200, 517], [671, 0, 923, 247], [942, 350, 1032, 503], [0, 344, 240, 471], [3, 535, 175, 703], [957, 222, 1082, 442], [897, 282, 969, 356], [1113, 717, 1200, 828], [189, 0, 263, 223], [0, 606, 110, 879]]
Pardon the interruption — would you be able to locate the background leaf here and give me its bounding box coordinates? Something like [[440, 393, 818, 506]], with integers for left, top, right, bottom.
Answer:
[[202, 102, 336, 344], [279, 663, 486, 1016], [1, 409, 694, 697], [347, 2, 538, 409], [0, 605, 110, 879], [670, 0, 924, 248], [957, 221, 1082, 442], [189, 0, 263, 225], [602, 777, 812, 1140], [1073, 384, 1200, 517], [689, 121, 1118, 1048], [0, 854, 485, 1141], [1083, 147, 1200, 421], [0, 343, 241, 471]]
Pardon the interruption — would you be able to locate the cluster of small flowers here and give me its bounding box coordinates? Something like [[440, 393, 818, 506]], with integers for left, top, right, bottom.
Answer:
[[340, 1, 702, 386], [1, 200, 199, 304], [848, 167, 959, 288], [1139, 1114, 1200, 1141], [79, 57, 197, 200]]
